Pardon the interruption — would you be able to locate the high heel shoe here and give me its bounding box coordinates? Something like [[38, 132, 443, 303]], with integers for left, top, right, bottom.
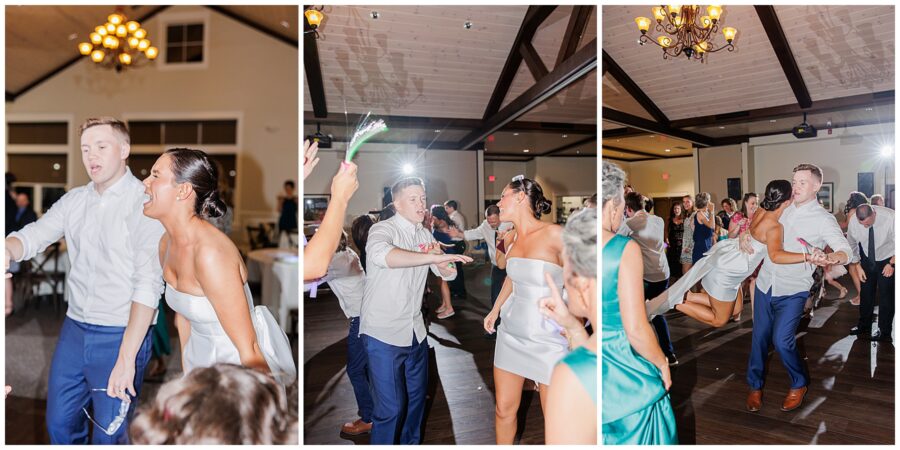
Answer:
[[838, 287, 848, 299]]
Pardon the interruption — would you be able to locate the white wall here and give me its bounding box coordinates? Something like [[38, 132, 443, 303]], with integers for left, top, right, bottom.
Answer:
[[750, 123, 895, 218], [531, 156, 597, 222], [304, 144, 479, 227], [6, 6, 298, 243], [698, 144, 742, 204], [483, 160, 527, 198], [612, 157, 696, 198]]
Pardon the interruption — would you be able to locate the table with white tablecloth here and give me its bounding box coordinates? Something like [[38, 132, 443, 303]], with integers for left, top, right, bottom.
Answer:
[[247, 248, 298, 333]]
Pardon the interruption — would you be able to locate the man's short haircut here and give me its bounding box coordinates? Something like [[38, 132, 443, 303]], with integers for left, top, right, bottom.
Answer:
[[444, 200, 458, 210], [856, 204, 876, 221], [390, 177, 425, 198], [79, 117, 130, 145], [284, 180, 295, 188], [793, 163, 823, 183], [485, 204, 500, 216], [624, 192, 645, 212]]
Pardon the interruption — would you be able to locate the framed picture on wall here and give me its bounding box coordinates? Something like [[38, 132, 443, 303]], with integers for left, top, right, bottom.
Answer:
[[818, 182, 834, 212], [304, 195, 330, 223]]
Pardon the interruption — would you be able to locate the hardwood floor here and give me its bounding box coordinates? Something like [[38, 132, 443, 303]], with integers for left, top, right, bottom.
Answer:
[[664, 279, 894, 444], [303, 262, 546, 445]]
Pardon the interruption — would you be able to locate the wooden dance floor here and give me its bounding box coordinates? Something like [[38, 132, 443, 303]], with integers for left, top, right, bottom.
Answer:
[[666, 279, 894, 445], [303, 262, 546, 444]]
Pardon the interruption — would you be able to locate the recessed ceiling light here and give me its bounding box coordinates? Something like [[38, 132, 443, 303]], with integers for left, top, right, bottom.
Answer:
[[562, 134, 568, 138], [68, 33, 78, 41], [523, 149, 530, 153], [576, 150, 580, 154], [719, 126, 725, 129], [434, 129, 440, 133], [650, 134, 656, 137], [665, 148, 671, 152], [769, 119, 777, 123], [513, 132, 519, 136], [866, 107, 874, 111], [280, 20, 290, 29]]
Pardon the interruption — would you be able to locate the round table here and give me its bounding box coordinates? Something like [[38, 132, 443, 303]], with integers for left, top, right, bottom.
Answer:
[[247, 248, 298, 333]]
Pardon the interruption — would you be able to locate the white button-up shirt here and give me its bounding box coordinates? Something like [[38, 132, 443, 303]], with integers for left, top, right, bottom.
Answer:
[[847, 205, 895, 263], [449, 210, 466, 230], [462, 220, 512, 267], [360, 214, 455, 347], [618, 211, 670, 282], [9, 168, 165, 327], [756, 200, 851, 296], [325, 248, 366, 318]]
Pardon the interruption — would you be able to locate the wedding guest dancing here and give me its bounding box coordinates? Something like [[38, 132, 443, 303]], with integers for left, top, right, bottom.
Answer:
[[5, 117, 165, 444], [323, 232, 372, 435], [744, 164, 850, 413], [847, 204, 895, 341], [538, 208, 597, 444], [110, 148, 296, 393], [482, 176, 566, 444], [360, 177, 472, 444], [646, 180, 815, 327], [600, 161, 676, 444], [842, 192, 870, 305]]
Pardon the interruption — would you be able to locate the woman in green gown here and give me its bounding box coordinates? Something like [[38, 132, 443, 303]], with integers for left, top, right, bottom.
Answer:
[[601, 161, 677, 444]]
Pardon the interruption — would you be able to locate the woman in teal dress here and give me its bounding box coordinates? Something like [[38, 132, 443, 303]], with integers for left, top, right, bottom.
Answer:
[[540, 208, 598, 444], [601, 161, 677, 444]]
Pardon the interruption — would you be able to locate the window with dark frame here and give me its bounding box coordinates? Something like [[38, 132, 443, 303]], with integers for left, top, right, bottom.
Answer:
[[127, 120, 237, 145], [166, 23, 204, 64]]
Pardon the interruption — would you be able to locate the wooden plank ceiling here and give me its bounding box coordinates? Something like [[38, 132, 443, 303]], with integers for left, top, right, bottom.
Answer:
[[303, 5, 597, 161], [5, 5, 298, 98], [601, 5, 895, 160]]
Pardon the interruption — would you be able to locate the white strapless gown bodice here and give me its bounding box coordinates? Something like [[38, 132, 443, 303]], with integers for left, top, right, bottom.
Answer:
[[166, 283, 297, 385], [494, 257, 568, 385]]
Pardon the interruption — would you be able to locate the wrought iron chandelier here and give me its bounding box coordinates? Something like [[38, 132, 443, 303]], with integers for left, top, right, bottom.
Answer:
[[634, 5, 737, 62], [77, 9, 158, 72]]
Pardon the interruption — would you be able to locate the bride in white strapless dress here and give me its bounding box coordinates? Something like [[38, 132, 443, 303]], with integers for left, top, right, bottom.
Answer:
[[483, 176, 570, 444], [107, 149, 295, 401], [646, 180, 816, 328]]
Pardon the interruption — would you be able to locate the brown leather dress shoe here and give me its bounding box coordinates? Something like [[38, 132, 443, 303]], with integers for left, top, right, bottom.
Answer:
[[746, 389, 762, 412], [340, 418, 373, 435], [781, 386, 808, 412]]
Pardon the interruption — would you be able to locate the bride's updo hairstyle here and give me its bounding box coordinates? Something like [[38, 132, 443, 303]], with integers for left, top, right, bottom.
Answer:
[[165, 148, 227, 219], [508, 177, 552, 219], [760, 179, 793, 211]]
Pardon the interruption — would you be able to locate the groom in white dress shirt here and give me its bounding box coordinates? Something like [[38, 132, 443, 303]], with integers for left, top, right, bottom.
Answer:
[[360, 177, 472, 444], [5, 117, 164, 444], [744, 164, 850, 413]]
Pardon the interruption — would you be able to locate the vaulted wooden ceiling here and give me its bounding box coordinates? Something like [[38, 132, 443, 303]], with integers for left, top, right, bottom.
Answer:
[[6, 5, 298, 100], [303, 5, 598, 161], [601, 5, 894, 161]]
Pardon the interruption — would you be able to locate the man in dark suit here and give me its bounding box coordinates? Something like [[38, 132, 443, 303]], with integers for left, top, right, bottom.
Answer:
[[12, 192, 37, 232]]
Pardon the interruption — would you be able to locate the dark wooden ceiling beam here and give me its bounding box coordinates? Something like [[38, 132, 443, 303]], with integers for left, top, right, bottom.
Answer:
[[755, 6, 812, 108], [669, 90, 894, 128], [8, 5, 171, 102], [482, 6, 557, 120], [601, 126, 651, 139], [304, 7, 328, 118], [602, 50, 669, 125], [520, 41, 549, 80], [304, 112, 596, 134], [556, 6, 594, 68], [459, 39, 597, 150], [603, 107, 715, 146], [602, 144, 672, 159], [541, 134, 596, 156]]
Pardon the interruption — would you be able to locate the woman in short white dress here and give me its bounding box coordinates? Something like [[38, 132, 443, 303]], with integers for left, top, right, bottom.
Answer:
[[483, 177, 568, 444], [647, 180, 818, 327], [107, 149, 295, 400]]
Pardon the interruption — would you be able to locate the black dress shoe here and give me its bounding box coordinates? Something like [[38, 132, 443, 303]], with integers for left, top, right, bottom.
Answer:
[[850, 326, 871, 336]]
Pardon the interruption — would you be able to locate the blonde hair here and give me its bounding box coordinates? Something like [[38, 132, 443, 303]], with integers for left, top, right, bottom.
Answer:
[[130, 364, 296, 444], [79, 117, 130, 145]]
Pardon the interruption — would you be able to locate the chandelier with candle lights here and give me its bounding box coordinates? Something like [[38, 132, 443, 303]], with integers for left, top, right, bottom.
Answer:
[[77, 10, 158, 72], [634, 5, 737, 62]]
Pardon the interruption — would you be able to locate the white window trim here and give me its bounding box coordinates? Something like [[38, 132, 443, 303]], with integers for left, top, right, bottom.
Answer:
[[156, 9, 211, 71]]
